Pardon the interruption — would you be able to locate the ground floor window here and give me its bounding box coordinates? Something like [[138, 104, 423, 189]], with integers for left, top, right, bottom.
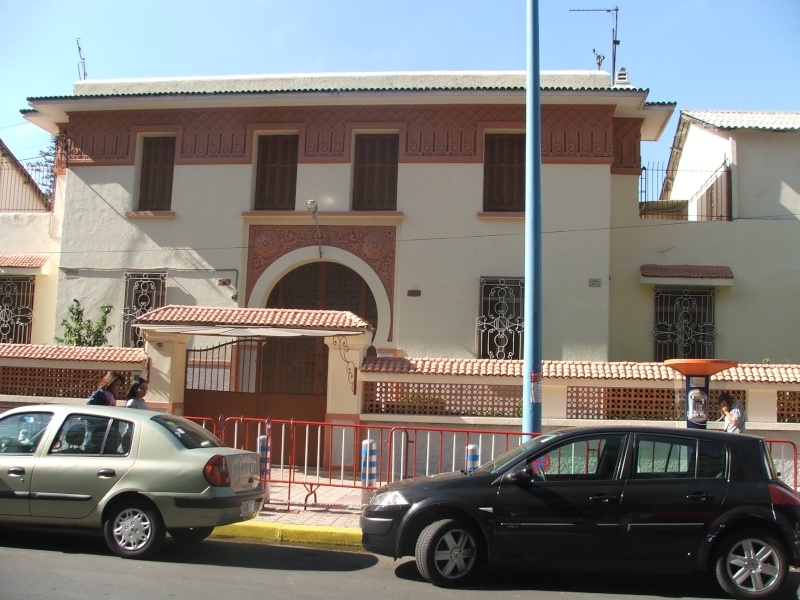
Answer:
[[0, 276, 34, 344], [653, 287, 716, 361], [476, 277, 524, 359], [122, 272, 167, 347]]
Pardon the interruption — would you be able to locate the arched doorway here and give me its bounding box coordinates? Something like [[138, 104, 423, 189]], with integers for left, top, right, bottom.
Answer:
[[260, 261, 378, 411]]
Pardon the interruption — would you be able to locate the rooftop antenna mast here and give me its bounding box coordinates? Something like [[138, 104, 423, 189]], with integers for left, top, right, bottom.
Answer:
[[77, 38, 88, 80], [569, 6, 619, 79]]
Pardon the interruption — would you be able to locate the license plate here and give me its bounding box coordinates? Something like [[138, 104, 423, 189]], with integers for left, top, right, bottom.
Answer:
[[240, 499, 259, 517]]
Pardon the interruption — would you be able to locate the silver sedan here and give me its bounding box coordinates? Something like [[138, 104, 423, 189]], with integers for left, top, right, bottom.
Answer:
[[0, 404, 264, 559]]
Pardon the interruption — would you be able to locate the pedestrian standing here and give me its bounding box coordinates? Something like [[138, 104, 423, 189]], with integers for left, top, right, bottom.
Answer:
[[718, 392, 745, 433], [86, 371, 124, 406], [125, 378, 149, 410]]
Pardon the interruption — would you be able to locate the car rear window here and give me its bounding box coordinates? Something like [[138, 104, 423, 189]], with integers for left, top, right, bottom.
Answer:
[[151, 415, 223, 449]]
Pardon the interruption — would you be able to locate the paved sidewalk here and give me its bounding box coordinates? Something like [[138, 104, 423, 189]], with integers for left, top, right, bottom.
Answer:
[[212, 481, 366, 548]]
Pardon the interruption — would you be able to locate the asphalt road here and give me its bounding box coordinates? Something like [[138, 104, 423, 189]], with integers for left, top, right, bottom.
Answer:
[[2, 525, 800, 600]]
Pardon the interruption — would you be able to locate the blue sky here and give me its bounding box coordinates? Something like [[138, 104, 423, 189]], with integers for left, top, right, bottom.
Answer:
[[1, 0, 798, 166]]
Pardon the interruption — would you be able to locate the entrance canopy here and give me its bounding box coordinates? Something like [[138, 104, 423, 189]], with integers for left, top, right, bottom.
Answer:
[[134, 305, 374, 339]]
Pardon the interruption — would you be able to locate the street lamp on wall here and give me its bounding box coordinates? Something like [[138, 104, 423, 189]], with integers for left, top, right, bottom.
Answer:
[[307, 199, 322, 258]]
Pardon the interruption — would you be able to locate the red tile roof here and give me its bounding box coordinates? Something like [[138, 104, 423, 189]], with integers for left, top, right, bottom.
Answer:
[[641, 264, 733, 279], [0, 254, 48, 268], [0, 344, 146, 363], [362, 358, 800, 384], [137, 305, 373, 331]]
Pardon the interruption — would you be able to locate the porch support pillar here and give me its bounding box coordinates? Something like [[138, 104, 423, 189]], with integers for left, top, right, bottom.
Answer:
[[324, 333, 373, 422], [143, 331, 190, 414]]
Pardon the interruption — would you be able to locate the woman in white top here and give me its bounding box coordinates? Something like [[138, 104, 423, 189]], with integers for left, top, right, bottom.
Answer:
[[125, 378, 149, 410]]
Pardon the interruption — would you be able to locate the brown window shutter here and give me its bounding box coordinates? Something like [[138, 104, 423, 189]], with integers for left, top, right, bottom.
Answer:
[[353, 134, 398, 211], [254, 135, 299, 210], [483, 134, 525, 212], [139, 137, 175, 211]]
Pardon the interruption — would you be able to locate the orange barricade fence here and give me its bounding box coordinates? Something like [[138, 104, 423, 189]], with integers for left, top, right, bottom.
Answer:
[[209, 416, 536, 509], [181, 414, 800, 508]]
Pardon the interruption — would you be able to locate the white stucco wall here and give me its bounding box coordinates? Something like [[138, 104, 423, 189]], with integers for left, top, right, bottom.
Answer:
[[56, 165, 245, 345]]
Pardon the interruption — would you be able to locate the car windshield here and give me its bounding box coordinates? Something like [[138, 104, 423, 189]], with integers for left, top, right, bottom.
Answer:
[[471, 433, 558, 475], [151, 415, 223, 449]]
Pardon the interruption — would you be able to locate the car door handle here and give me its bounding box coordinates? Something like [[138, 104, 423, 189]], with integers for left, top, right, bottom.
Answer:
[[97, 469, 116, 478], [8, 467, 25, 476], [589, 494, 619, 504], [686, 492, 713, 502]]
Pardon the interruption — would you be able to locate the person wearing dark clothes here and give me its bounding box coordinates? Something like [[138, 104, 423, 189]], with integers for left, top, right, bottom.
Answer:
[[86, 371, 124, 406]]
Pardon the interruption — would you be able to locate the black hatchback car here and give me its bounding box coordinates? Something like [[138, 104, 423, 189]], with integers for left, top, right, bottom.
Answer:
[[361, 427, 800, 600]]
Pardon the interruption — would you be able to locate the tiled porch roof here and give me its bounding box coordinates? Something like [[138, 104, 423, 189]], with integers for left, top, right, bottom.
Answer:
[[641, 264, 733, 279], [137, 305, 373, 331], [0, 254, 48, 268], [362, 358, 800, 384], [0, 344, 146, 363]]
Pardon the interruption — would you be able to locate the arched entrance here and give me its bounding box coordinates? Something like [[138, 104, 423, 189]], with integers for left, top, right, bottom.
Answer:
[[261, 261, 377, 408]]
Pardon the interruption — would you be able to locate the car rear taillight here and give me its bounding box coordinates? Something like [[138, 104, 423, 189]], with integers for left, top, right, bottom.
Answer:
[[768, 483, 800, 506], [204, 455, 231, 487]]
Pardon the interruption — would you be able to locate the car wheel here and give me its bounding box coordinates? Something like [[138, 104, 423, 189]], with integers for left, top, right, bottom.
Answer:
[[715, 528, 787, 600], [103, 499, 166, 559], [168, 526, 215, 543], [415, 518, 481, 587]]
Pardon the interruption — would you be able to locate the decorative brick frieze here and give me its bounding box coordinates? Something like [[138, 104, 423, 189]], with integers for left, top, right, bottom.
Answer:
[[246, 224, 396, 331], [64, 104, 642, 168]]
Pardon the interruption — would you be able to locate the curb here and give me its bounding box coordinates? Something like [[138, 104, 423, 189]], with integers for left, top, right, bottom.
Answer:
[[212, 521, 363, 547]]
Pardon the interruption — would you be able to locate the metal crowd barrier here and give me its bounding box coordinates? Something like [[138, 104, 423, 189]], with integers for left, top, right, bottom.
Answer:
[[182, 414, 800, 508]]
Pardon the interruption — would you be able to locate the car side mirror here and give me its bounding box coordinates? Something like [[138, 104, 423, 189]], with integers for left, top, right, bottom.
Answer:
[[503, 466, 534, 484]]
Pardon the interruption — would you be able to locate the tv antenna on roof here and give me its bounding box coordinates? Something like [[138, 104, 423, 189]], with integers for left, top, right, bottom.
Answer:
[[77, 38, 88, 80], [570, 6, 620, 79]]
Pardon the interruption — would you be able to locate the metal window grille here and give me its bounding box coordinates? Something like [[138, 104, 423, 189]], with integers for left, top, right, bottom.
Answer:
[[0, 276, 35, 344], [653, 288, 716, 361], [122, 273, 167, 348], [138, 137, 175, 211], [254, 135, 298, 210], [483, 134, 525, 212], [476, 277, 524, 360], [352, 134, 398, 211]]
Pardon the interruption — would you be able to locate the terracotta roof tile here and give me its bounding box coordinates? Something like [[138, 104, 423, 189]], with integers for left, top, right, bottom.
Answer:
[[137, 305, 373, 331], [0, 254, 48, 268], [641, 264, 733, 279], [362, 358, 800, 384], [0, 344, 146, 363]]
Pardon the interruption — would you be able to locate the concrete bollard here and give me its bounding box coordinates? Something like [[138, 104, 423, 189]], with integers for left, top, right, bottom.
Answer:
[[465, 443, 479, 473], [361, 438, 377, 504]]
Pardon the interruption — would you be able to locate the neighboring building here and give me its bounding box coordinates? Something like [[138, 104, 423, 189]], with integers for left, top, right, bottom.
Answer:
[[617, 110, 800, 365], [0, 139, 59, 344]]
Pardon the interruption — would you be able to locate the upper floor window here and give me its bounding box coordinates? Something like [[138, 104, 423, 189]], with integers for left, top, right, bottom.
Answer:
[[352, 134, 398, 211], [484, 134, 525, 212], [0, 276, 34, 344], [653, 287, 716, 361], [138, 137, 175, 211], [122, 272, 167, 348], [476, 277, 524, 359], [254, 135, 298, 210]]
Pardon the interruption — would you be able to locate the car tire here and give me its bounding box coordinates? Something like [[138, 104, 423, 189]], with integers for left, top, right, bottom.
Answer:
[[103, 499, 166, 559], [168, 526, 215, 543], [415, 518, 481, 587], [714, 528, 787, 600]]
